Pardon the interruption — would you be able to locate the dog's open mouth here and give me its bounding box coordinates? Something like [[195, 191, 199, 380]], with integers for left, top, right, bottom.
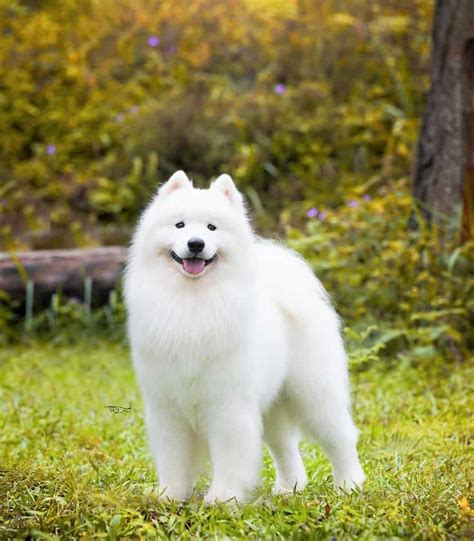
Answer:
[[170, 251, 216, 275]]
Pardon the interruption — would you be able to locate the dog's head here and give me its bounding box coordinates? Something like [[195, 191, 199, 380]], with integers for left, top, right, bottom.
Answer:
[[132, 171, 254, 279]]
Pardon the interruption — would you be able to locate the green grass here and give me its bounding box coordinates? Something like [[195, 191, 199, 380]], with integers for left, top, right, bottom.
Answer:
[[0, 341, 472, 539]]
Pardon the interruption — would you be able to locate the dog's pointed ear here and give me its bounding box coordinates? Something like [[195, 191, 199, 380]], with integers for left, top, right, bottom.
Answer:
[[210, 174, 243, 206], [159, 170, 192, 196]]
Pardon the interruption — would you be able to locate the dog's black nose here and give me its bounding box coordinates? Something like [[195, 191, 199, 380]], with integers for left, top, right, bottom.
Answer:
[[187, 237, 205, 254]]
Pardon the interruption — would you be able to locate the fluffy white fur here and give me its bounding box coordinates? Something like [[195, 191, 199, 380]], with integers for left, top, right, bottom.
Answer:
[[124, 170, 365, 503]]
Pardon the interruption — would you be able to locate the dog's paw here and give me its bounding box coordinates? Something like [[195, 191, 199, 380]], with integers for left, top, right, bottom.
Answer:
[[204, 486, 246, 504], [273, 476, 308, 495], [157, 485, 192, 502], [334, 465, 365, 492]]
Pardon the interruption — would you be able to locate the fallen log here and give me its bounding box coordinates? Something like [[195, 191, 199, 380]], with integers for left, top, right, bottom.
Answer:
[[0, 247, 128, 308]]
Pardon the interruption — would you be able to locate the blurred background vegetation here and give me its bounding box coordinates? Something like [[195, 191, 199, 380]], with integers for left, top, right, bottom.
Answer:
[[0, 0, 472, 360], [1, 0, 431, 248]]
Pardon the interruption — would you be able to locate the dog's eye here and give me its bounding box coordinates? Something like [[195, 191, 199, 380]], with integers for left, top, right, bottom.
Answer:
[[207, 224, 216, 231], [175, 222, 185, 229]]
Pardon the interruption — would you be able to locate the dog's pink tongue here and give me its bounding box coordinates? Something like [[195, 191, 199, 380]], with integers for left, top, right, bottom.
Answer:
[[183, 258, 205, 274]]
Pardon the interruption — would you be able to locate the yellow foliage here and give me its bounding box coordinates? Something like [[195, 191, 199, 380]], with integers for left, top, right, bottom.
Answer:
[[329, 13, 357, 28], [0, 0, 434, 251]]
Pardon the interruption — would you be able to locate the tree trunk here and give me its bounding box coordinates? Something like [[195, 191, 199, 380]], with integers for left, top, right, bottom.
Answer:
[[413, 0, 474, 240], [461, 37, 474, 241], [0, 247, 127, 308]]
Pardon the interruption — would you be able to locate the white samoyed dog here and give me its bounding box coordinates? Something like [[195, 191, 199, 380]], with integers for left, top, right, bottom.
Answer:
[[125, 170, 365, 503]]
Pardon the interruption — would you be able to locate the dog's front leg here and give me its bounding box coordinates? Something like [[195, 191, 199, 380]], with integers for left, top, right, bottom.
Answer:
[[145, 406, 198, 501], [204, 403, 262, 503]]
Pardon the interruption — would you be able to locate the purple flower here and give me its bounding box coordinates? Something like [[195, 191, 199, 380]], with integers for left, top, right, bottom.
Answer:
[[306, 207, 318, 218], [274, 83, 286, 95], [46, 144, 56, 155], [129, 106, 139, 114], [348, 200, 359, 208], [363, 194, 372, 201], [318, 211, 327, 221], [148, 35, 160, 48], [114, 113, 125, 123]]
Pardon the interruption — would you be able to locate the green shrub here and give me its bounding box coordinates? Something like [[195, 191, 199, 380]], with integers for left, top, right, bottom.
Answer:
[[287, 179, 473, 363]]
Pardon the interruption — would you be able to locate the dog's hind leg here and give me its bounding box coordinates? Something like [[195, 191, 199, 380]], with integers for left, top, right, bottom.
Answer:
[[263, 397, 308, 494], [298, 398, 365, 490], [287, 316, 365, 490]]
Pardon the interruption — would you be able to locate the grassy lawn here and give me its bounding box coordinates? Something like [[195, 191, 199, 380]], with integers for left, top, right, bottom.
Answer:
[[0, 341, 472, 539]]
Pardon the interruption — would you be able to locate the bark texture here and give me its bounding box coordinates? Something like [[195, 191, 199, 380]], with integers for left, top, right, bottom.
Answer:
[[413, 0, 474, 236], [461, 37, 474, 241], [0, 247, 127, 307]]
